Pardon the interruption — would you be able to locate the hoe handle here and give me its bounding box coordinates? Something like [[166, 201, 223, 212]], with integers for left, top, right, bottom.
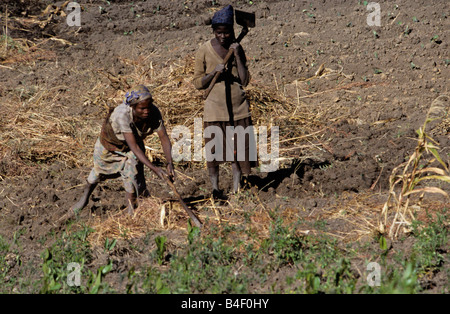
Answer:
[[203, 27, 249, 100], [203, 48, 235, 100], [164, 177, 203, 228]]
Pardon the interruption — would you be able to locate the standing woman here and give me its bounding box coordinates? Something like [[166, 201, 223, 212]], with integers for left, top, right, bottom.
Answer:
[[69, 85, 175, 216], [193, 5, 256, 196]]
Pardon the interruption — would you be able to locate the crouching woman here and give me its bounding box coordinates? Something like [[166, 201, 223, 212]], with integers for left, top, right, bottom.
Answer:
[[70, 85, 174, 216]]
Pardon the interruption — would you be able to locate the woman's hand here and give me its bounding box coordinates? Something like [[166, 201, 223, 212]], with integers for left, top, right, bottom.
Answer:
[[230, 43, 242, 58], [157, 125, 175, 182], [214, 63, 225, 74], [153, 167, 168, 181], [201, 64, 225, 90], [230, 42, 249, 86]]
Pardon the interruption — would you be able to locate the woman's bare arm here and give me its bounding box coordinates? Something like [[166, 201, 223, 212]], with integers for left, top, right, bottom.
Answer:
[[200, 64, 225, 89], [230, 43, 249, 86], [157, 124, 175, 180], [123, 132, 167, 180]]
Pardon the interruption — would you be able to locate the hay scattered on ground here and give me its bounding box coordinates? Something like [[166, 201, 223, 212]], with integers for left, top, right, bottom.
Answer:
[[0, 51, 331, 177], [0, 86, 98, 176], [4, 11, 429, 244], [83, 187, 448, 248], [3, 17, 371, 178], [87, 197, 165, 247], [1, 47, 394, 244], [116, 53, 334, 169]]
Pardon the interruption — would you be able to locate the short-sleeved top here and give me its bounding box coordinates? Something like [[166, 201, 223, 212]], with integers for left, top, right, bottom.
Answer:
[[193, 40, 251, 122], [110, 103, 163, 141]]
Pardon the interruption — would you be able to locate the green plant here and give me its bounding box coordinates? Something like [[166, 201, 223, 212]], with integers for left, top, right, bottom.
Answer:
[[155, 236, 167, 265], [403, 25, 412, 36], [0, 35, 26, 59], [104, 237, 117, 252], [0, 236, 10, 281], [411, 211, 448, 273], [379, 235, 388, 251], [40, 249, 62, 293], [87, 261, 113, 294], [380, 95, 450, 238], [125, 267, 137, 294], [299, 263, 321, 294], [380, 261, 419, 294], [187, 219, 201, 245], [296, 258, 356, 294], [267, 218, 305, 265], [140, 223, 248, 294], [302, 10, 315, 18], [410, 62, 420, 70], [38, 225, 94, 293]]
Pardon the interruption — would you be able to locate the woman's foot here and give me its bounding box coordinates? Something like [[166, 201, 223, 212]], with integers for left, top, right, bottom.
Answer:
[[126, 192, 138, 216], [140, 189, 151, 198], [61, 182, 97, 222], [212, 189, 229, 203]]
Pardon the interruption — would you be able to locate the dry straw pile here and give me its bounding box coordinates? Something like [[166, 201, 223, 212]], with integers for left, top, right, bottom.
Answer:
[[86, 192, 308, 248], [87, 197, 164, 246], [85, 187, 387, 248]]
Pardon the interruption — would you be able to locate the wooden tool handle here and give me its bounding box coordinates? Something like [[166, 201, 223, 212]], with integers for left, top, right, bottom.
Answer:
[[203, 25, 250, 100], [203, 48, 235, 100], [164, 177, 203, 228]]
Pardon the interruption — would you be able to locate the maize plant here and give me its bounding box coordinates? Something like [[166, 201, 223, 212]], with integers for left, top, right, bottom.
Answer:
[[380, 95, 450, 238]]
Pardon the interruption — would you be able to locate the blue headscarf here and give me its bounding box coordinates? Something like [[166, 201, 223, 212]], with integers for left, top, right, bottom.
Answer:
[[124, 85, 152, 106], [212, 5, 234, 26]]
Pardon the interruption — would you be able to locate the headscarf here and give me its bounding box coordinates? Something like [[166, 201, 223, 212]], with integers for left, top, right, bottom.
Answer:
[[124, 85, 152, 106], [211, 5, 234, 26]]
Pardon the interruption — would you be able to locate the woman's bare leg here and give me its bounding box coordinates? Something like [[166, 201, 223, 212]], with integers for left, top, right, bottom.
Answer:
[[208, 165, 220, 192], [71, 181, 97, 213], [232, 162, 242, 193], [126, 192, 137, 216]]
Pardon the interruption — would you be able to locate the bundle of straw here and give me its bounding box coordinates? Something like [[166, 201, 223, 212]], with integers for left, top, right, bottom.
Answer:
[[87, 197, 165, 246], [1, 91, 82, 176]]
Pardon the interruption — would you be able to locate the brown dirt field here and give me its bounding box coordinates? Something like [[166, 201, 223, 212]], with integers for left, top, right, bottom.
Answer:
[[0, 0, 449, 294]]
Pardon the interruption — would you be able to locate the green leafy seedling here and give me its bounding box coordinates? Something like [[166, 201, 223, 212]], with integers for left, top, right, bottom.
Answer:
[[410, 62, 420, 70], [374, 68, 383, 74], [155, 236, 167, 265], [379, 235, 388, 250], [89, 261, 112, 294], [104, 237, 117, 252]]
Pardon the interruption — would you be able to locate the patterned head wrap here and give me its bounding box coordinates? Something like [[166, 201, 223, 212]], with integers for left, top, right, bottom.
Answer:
[[211, 5, 234, 26], [124, 85, 152, 106]]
